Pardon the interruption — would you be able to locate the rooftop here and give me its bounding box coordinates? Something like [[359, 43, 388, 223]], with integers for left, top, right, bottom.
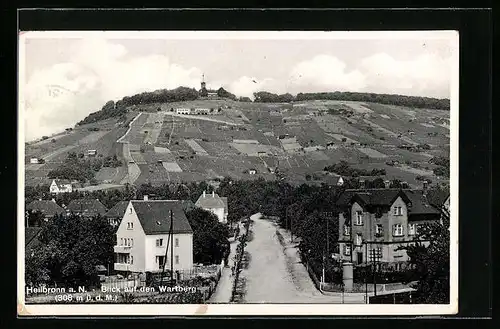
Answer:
[[195, 191, 227, 210], [130, 200, 193, 235], [105, 201, 130, 218], [67, 199, 108, 217], [26, 199, 65, 217]]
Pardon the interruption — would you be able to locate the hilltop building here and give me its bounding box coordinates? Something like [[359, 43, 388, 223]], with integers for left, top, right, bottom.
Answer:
[[199, 74, 218, 99], [113, 197, 193, 274], [336, 184, 446, 268]]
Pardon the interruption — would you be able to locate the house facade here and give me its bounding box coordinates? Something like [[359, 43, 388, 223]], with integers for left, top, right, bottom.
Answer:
[[105, 201, 129, 228], [50, 179, 73, 194], [114, 199, 193, 274], [337, 188, 443, 266], [176, 108, 191, 115], [195, 191, 228, 224]]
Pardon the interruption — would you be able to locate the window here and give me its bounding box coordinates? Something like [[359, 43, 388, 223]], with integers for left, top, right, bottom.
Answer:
[[156, 238, 164, 247], [355, 211, 363, 225], [369, 247, 383, 261], [120, 238, 123, 246], [129, 208, 132, 214], [127, 222, 134, 230], [130, 255, 133, 264], [375, 224, 383, 236], [175, 255, 179, 264], [344, 244, 351, 256], [175, 238, 179, 247], [355, 233, 363, 246], [393, 224, 404, 236], [131, 238, 134, 247], [393, 206, 403, 216], [408, 223, 417, 235], [343, 225, 350, 236], [156, 256, 165, 266]]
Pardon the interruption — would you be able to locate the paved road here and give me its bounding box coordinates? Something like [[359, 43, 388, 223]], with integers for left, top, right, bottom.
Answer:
[[242, 214, 366, 303]]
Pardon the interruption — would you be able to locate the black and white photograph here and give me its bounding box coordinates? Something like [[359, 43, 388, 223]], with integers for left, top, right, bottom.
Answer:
[[18, 30, 458, 316]]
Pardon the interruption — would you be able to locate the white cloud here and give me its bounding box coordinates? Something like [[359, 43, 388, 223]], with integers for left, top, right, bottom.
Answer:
[[288, 55, 367, 93], [23, 38, 203, 141], [358, 52, 451, 98], [226, 76, 283, 99]]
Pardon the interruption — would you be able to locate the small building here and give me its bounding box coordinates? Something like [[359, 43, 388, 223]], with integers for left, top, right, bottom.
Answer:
[[50, 179, 73, 194], [105, 201, 130, 228], [194, 108, 210, 115], [113, 199, 194, 274], [87, 150, 97, 157], [248, 169, 257, 175], [195, 191, 228, 224], [30, 158, 39, 164], [66, 199, 108, 218], [26, 199, 65, 221], [176, 108, 191, 115]]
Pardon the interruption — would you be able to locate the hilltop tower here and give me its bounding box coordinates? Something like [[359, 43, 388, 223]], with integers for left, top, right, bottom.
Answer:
[[201, 74, 206, 90]]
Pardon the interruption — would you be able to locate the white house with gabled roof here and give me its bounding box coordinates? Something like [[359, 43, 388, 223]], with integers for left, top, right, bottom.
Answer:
[[114, 196, 194, 274]]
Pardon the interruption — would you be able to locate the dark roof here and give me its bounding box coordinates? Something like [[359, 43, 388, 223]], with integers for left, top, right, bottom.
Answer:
[[67, 199, 108, 217], [425, 189, 450, 208], [195, 192, 226, 209], [405, 190, 441, 216], [25, 227, 42, 248], [336, 189, 403, 207], [337, 188, 441, 217], [105, 201, 129, 218], [52, 179, 72, 186], [131, 200, 193, 235], [26, 200, 65, 217]]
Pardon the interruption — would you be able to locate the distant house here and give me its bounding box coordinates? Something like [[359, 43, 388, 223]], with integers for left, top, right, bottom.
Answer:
[[195, 191, 228, 224], [30, 158, 39, 164], [66, 199, 108, 218], [114, 199, 193, 274], [337, 188, 442, 266], [176, 108, 191, 115], [248, 169, 257, 175], [26, 199, 65, 221], [105, 201, 130, 227], [50, 179, 73, 194], [25, 227, 43, 257], [87, 149, 97, 157], [194, 108, 210, 115]]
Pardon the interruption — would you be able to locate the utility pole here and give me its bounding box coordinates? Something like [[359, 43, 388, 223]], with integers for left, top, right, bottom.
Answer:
[[170, 209, 174, 286], [365, 240, 368, 303]]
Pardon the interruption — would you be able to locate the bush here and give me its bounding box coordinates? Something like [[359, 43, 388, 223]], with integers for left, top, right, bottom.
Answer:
[[41, 136, 49, 140]]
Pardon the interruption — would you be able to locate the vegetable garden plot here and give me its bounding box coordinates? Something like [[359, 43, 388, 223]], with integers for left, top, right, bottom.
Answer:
[[357, 147, 388, 159], [305, 150, 330, 161], [162, 162, 183, 172], [154, 146, 171, 153], [185, 139, 209, 156], [130, 151, 147, 164]]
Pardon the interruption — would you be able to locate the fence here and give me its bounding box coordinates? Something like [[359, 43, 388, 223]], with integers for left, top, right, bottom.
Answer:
[[369, 290, 419, 304]]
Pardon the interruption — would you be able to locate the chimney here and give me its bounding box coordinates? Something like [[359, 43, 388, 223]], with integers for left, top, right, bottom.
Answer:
[[384, 180, 391, 189], [212, 191, 215, 197], [422, 180, 428, 195], [143, 195, 148, 201], [401, 181, 408, 189], [203, 191, 206, 198], [359, 179, 365, 189], [38, 198, 42, 201], [52, 198, 56, 203]]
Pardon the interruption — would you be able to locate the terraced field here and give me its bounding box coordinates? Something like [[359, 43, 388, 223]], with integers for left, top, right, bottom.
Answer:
[[25, 99, 450, 188]]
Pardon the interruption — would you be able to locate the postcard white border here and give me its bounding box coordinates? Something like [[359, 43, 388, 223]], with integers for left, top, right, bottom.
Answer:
[[17, 30, 459, 316]]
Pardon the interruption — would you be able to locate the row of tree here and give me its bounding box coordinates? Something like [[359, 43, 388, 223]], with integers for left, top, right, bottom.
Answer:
[[324, 160, 386, 177]]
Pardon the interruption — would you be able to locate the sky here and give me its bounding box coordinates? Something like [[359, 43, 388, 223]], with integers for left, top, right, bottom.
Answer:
[[20, 31, 458, 141]]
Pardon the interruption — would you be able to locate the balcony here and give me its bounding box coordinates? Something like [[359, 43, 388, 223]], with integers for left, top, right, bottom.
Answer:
[[114, 245, 132, 253], [114, 263, 131, 271]]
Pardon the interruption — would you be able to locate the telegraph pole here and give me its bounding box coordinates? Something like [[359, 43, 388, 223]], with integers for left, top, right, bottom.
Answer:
[[364, 240, 368, 303], [170, 209, 174, 286]]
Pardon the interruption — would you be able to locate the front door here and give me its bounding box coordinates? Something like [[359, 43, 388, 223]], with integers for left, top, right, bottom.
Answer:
[[357, 252, 363, 265]]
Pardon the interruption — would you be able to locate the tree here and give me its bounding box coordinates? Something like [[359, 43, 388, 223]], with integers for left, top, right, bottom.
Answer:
[[399, 207, 450, 303], [185, 208, 230, 265], [28, 214, 115, 288]]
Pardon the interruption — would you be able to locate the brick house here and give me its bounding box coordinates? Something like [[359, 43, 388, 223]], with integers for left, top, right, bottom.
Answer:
[[336, 188, 443, 266]]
